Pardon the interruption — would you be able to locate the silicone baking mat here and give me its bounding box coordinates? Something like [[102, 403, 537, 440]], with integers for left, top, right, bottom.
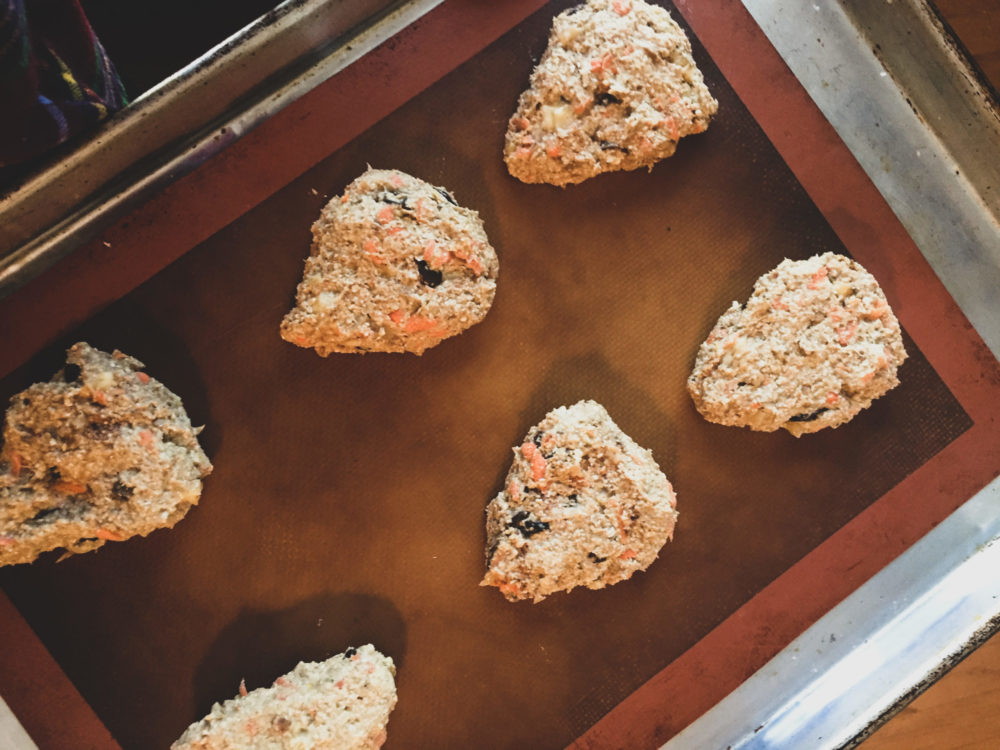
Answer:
[[1, 2, 998, 749]]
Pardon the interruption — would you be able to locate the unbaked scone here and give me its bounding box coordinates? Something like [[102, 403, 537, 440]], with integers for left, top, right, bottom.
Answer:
[[504, 0, 718, 185], [172, 645, 397, 750], [0, 343, 212, 566], [687, 252, 908, 437], [482, 400, 678, 602], [280, 168, 499, 355]]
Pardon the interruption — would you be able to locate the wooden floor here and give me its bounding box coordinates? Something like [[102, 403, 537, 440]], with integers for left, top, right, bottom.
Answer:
[[863, 633, 1000, 749], [863, 1, 1000, 747]]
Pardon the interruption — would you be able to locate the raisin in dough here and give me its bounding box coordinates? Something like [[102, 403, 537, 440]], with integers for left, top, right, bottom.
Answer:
[[504, 0, 718, 186], [172, 645, 397, 750], [482, 400, 678, 602], [0, 343, 212, 566], [687, 252, 908, 437], [280, 168, 499, 355]]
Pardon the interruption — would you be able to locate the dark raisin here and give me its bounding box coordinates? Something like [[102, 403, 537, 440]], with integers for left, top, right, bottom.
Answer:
[[567, 493, 579, 502], [788, 408, 830, 423], [384, 195, 410, 209], [511, 511, 550, 537], [414, 259, 443, 288], [599, 141, 630, 154], [63, 364, 82, 382], [21, 398, 30, 406], [344, 647, 357, 658], [111, 480, 135, 502], [566, 3, 584, 14], [738, 381, 748, 387], [29, 507, 60, 524], [75, 537, 98, 544], [45, 466, 62, 484], [532, 432, 543, 448], [595, 91, 623, 106], [434, 186, 457, 205], [588, 552, 607, 563]]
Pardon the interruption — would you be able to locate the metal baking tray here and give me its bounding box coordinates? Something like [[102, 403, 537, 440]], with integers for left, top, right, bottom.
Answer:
[[0, 1, 998, 748]]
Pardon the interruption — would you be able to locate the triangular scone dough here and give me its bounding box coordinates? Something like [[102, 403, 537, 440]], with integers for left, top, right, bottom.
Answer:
[[281, 169, 499, 355], [688, 253, 908, 437], [482, 400, 678, 602], [504, 0, 718, 186], [172, 645, 396, 750], [0, 343, 212, 566]]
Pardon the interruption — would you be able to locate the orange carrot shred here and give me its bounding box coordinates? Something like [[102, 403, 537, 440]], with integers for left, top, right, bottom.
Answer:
[[620, 548, 638, 560], [665, 116, 679, 141], [389, 309, 405, 324], [376, 205, 394, 223], [423, 240, 450, 269], [138, 430, 155, 449], [9, 453, 21, 478], [520, 443, 548, 484], [507, 480, 521, 503], [515, 117, 530, 131], [590, 52, 617, 75], [546, 142, 562, 158], [826, 391, 840, 405], [96, 528, 124, 542], [136, 372, 150, 384], [404, 316, 438, 333], [91, 390, 108, 406], [612, 0, 632, 15], [808, 266, 829, 289], [390, 173, 404, 187], [239, 679, 248, 697], [837, 321, 859, 346], [53, 481, 87, 494], [364, 238, 385, 265]]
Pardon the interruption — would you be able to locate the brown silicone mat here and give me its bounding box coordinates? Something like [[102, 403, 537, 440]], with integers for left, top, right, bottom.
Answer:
[[0, 1, 983, 748]]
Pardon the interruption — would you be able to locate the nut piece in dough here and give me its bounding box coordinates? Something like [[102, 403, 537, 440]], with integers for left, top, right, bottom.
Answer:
[[687, 252, 908, 436], [0, 343, 212, 566], [504, 0, 718, 186], [281, 168, 499, 355], [482, 400, 678, 602], [171, 645, 397, 750]]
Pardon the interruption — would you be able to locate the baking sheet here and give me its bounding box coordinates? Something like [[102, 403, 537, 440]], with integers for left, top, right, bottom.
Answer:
[[0, 1, 981, 748]]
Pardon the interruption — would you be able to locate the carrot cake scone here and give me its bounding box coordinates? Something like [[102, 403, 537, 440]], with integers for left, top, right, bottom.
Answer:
[[482, 400, 678, 602], [281, 168, 499, 355], [504, 0, 718, 185], [688, 252, 908, 436], [172, 645, 397, 750], [0, 343, 212, 566]]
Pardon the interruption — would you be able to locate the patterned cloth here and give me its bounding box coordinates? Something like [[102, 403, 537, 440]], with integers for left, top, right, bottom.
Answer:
[[0, 0, 127, 166]]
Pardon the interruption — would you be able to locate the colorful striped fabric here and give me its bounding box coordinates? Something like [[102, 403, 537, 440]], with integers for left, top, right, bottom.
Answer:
[[0, 0, 127, 166]]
